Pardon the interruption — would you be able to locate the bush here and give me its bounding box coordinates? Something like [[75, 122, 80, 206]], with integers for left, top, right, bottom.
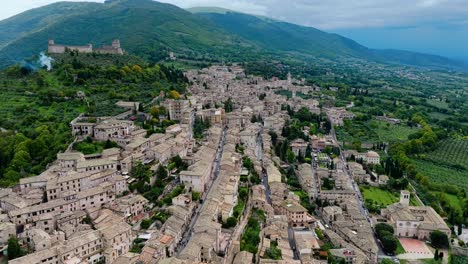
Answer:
[[381, 235, 398, 253], [140, 219, 152, 229], [191, 191, 201, 201], [7, 237, 22, 260], [430, 230, 449, 249], [375, 223, 394, 238], [222, 216, 238, 228]]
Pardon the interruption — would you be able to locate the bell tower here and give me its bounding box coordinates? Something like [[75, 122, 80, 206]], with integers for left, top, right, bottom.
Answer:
[[399, 190, 410, 207]]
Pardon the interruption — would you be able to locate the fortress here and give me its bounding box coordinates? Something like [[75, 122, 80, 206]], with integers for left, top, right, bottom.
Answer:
[[48, 39, 124, 55]]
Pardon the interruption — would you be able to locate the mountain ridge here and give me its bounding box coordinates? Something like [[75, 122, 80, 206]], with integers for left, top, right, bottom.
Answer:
[[0, 0, 465, 71]]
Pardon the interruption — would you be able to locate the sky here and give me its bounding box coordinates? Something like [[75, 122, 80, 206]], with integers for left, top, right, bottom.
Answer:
[[1, 0, 467, 59]]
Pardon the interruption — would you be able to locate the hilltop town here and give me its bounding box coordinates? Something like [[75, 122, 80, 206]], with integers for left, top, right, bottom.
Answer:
[[0, 63, 460, 264]]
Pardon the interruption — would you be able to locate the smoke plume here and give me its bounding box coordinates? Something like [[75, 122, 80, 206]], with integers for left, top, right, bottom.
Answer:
[[39, 52, 53, 71]]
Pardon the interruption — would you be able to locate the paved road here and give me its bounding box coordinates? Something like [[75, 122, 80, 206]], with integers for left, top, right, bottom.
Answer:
[[330, 127, 368, 218], [311, 153, 319, 199], [176, 127, 227, 254], [225, 199, 252, 262], [331, 127, 387, 259]]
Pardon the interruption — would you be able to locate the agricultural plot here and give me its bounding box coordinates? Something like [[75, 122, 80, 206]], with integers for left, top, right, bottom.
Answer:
[[372, 120, 419, 142], [427, 99, 450, 110], [432, 192, 463, 211], [425, 139, 468, 169], [413, 159, 468, 190], [336, 119, 418, 144]]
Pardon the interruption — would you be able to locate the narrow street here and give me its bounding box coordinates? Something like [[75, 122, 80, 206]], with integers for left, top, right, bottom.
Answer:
[[176, 127, 227, 254], [331, 127, 368, 219], [331, 127, 387, 258]]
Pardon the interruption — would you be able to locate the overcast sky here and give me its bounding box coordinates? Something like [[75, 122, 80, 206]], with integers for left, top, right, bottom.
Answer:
[[2, 0, 467, 58]]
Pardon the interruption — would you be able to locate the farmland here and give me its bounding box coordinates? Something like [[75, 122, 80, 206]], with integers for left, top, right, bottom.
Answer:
[[413, 159, 468, 190], [336, 119, 418, 144], [424, 138, 468, 169], [432, 192, 463, 212]]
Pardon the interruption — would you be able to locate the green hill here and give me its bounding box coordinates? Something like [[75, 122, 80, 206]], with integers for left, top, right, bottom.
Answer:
[[0, 2, 101, 49], [199, 12, 467, 70], [0, 0, 465, 71], [0, 0, 255, 66], [199, 12, 369, 58]]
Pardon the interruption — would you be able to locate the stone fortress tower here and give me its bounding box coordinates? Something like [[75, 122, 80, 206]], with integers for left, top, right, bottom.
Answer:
[[48, 39, 124, 55]]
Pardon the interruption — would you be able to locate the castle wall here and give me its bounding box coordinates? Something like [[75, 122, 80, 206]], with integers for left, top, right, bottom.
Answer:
[[48, 44, 93, 54], [48, 45, 66, 54], [94, 47, 124, 55], [48, 40, 122, 55]]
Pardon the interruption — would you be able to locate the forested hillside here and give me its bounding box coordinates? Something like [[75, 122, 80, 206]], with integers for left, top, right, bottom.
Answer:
[[0, 0, 255, 67], [0, 0, 465, 71], [0, 52, 187, 187]]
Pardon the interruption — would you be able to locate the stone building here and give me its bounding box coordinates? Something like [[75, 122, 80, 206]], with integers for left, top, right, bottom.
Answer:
[[381, 191, 451, 240], [48, 39, 123, 55]]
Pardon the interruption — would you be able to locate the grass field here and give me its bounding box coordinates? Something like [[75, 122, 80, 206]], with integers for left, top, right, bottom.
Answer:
[[432, 192, 463, 211], [396, 240, 406, 255], [361, 186, 419, 206], [428, 111, 451, 120], [361, 186, 399, 206], [336, 119, 418, 144], [427, 99, 450, 109], [372, 120, 419, 142], [451, 255, 468, 264], [413, 159, 468, 190]]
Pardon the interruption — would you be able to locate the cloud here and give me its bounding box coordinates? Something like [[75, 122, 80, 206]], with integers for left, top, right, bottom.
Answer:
[[1, 0, 467, 31], [159, 0, 468, 30]]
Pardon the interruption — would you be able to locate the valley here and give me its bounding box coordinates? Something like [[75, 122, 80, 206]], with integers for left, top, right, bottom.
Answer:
[[0, 1, 466, 264]]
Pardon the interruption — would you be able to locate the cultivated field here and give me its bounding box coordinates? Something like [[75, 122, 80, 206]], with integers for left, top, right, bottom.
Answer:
[[336, 119, 418, 144], [425, 138, 468, 169], [413, 159, 468, 190]]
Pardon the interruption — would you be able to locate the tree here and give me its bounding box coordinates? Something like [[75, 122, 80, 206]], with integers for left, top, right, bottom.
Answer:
[[380, 235, 398, 254], [430, 230, 449, 249], [156, 165, 168, 180], [250, 114, 258, 123], [322, 177, 334, 190], [168, 90, 181, 99], [434, 249, 439, 260], [287, 149, 296, 164], [224, 97, 233, 112], [7, 237, 22, 260], [130, 162, 150, 182], [191, 191, 201, 201], [239, 188, 248, 201], [375, 223, 394, 238], [223, 216, 238, 228], [140, 219, 152, 229]]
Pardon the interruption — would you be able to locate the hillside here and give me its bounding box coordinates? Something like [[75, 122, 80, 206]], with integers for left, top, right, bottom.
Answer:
[[199, 12, 369, 58], [0, 2, 101, 49], [0, 0, 256, 67], [0, 0, 465, 71], [199, 12, 467, 71]]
